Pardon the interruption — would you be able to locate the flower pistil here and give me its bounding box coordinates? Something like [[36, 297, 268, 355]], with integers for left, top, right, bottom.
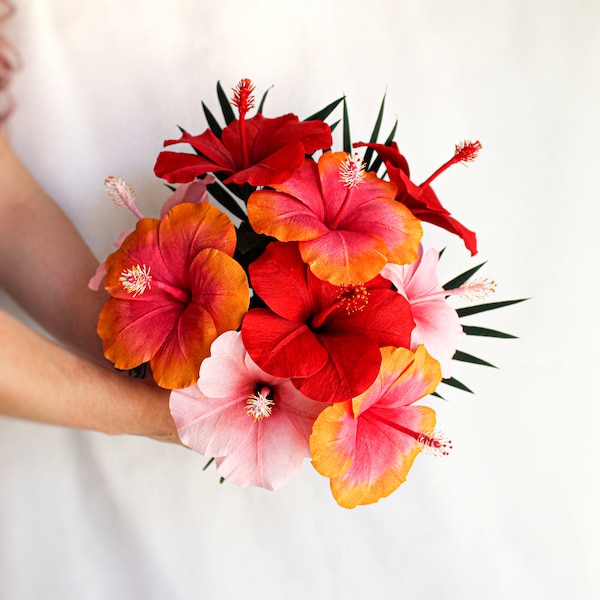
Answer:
[[246, 385, 275, 420]]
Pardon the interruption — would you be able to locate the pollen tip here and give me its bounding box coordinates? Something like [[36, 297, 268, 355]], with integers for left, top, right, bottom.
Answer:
[[231, 78, 256, 116], [339, 152, 366, 188], [337, 283, 369, 314], [119, 264, 152, 297], [418, 430, 452, 457], [454, 140, 482, 164]]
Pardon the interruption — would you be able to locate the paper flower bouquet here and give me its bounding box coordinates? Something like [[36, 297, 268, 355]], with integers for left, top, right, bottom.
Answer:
[[91, 80, 522, 508]]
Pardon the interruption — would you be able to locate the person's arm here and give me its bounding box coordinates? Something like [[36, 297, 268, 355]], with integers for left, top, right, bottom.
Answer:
[[0, 128, 109, 364], [0, 306, 178, 441]]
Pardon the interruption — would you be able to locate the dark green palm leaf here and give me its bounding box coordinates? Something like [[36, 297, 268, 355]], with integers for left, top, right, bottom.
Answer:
[[462, 325, 518, 339], [216, 81, 236, 124], [342, 97, 351, 154], [453, 350, 497, 368], [370, 119, 398, 174], [441, 377, 474, 393], [443, 262, 487, 290], [304, 96, 344, 122], [456, 298, 528, 318], [363, 93, 386, 170], [202, 101, 223, 137], [257, 85, 273, 114]]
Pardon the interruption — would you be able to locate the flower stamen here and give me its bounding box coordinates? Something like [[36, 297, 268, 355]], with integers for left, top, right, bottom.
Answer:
[[448, 277, 496, 301], [339, 152, 366, 188], [417, 430, 453, 457], [337, 283, 369, 314], [246, 385, 274, 421], [105, 176, 144, 219], [420, 140, 482, 188], [231, 78, 256, 118], [120, 264, 152, 296]]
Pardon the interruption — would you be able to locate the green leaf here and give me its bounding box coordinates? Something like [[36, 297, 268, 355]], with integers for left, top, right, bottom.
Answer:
[[202, 101, 223, 137], [453, 350, 497, 368], [457, 298, 529, 318], [370, 118, 398, 174], [443, 262, 487, 291], [257, 85, 273, 114], [304, 96, 344, 122], [216, 81, 236, 124], [203, 457, 215, 471], [363, 92, 386, 170], [462, 325, 518, 339], [431, 390, 446, 400], [342, 96, 351, 154], [206, 180, 247, 221], [441, 377, 474, 394]]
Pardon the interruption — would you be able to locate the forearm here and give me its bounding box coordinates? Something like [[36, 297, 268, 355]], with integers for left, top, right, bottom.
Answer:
[[0, 306, 178, 441], [0, 128, 108, 364]]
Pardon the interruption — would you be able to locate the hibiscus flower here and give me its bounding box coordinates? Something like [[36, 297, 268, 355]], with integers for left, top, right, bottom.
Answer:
[[247, 151, 422, 286], [241, 241, 415, 404], [153, 79, 332, 187], [354, 141, 479, 255], [170, 331, 325, 490], [381, 248, 465, 378], [98, 202, 250, 389], [310, 345, 448, 508]]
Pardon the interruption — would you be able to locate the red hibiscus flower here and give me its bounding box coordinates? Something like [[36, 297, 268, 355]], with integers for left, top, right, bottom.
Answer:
[[98, 202, 250, 389], [241, 242, 415, 404], [153, 79, 332, 187], [354, 141, 480, 255]]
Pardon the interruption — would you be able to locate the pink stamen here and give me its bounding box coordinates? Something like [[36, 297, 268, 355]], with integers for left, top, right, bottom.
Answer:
[[339, 153, 366, 188], [105, 176, 144, 219], [246, 385, 274, 420], [447, 277, 496, 301]]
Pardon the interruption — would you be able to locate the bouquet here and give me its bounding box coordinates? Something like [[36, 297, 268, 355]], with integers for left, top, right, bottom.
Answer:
[[91, 79, 523, 508]]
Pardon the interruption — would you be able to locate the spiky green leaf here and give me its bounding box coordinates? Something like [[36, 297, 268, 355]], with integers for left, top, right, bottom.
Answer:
[[206, 180, 247, 221], [441, 377, 474, 394], [443, 262, 487, 290], [257, 85, 273, 114], [304, 96, 344, 122], [370, 118, 398, 174], [363, 93, 386, 170], [453, 350, 497, 368], [202, 101, 223, 137], [216, 81, 236, 124], [342, 97, 351, 154], [462, 325, 518, 339], [457, 298, 529, 318]]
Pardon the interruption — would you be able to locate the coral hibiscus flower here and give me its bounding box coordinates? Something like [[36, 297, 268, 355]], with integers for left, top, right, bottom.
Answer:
[[98, 202, 250, 389], [354, 141, 479, 255], [310, 345, 447, 508], [381, 248, 465, 378], [241, 241, 415, 404], [170, 331, 325, 490], [153, 79, 332, 187], [247, 151, 422, 286]]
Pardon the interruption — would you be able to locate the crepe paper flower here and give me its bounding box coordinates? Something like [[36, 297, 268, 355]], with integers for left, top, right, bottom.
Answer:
[[310, 345, 448, 508], [97, 202, 250, 389], [247, 151, 423, 286], [241, 241, 415, 404], [159, 176, 215, 218], [354, 141, 479, 255], [153, 79, 333, 188], [170, 331, 325, 490], [381, 248, 465, 378]]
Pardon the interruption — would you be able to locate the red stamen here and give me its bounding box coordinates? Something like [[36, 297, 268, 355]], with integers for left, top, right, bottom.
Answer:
[[231, 79, 256, 169], [375, 415, 452, 457], [420, 139, 482, 188]]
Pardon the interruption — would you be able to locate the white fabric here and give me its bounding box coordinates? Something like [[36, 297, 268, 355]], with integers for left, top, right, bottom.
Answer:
[[2, 1, 599, 598]]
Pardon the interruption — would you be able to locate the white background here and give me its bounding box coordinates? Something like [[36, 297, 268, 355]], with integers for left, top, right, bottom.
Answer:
[[1, 1, 599, 598]]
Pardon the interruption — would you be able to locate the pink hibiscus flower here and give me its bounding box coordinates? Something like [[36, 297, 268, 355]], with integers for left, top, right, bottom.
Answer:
[[310, 345, 448, 508], [241, 241, 415, 403], [354, 141, 479, 255], [98, 202, 250, 389], [247, 151, 423, 285], [154, 79, 332, 187], [170, 331, 325, 490], [381, 248, 465, 378]]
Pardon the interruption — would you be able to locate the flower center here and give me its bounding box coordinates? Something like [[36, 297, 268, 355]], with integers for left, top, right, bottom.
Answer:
[[311, 284, 370, 329], [417, 430, 453, 457], [246, 385, 274, 421], [120, 264, 152, 296], [339, 152, 366, 188]]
